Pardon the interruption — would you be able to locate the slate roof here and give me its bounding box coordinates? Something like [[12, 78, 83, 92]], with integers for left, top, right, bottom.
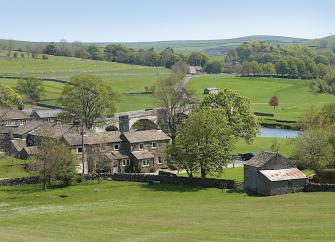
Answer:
[[33, 109, 63, 119], [22, 146, 38, 155], [105, 151, 129, 160], [10, 138, 27, 152], [244, 151, 289, 168], [131, 150, 154, 160], [123, 130, 170, 143], [62, 131, 122, 146], [0, 108, 30, 120], [260, 168, 307, 182], [204, 87, 218, 91], [30, 123, 80, 139], [12, 121, 44, 136]]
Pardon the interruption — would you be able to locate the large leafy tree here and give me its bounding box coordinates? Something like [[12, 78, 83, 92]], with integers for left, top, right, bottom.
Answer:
[[16, 78, 45, 102], [171, 108, 234, 178], [155, 63, 193, 144], [0, 86, 23, 124], [60, 74, 118, 129], [199, 89, 259, 142]]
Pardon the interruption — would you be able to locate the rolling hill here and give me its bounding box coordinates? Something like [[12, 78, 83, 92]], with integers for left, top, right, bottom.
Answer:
[[0, 35, 323, 56]]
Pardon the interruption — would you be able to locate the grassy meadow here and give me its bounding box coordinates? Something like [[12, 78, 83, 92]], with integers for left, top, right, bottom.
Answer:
[[0, 181, 334, 242], [0, 153, 31, 178], [188, 75, 335, 122], [0, 53, 169, 112]]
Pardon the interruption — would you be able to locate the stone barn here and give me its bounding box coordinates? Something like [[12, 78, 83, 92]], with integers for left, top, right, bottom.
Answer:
[[243, 151, 307, 196], [203, 87, 218, 95]]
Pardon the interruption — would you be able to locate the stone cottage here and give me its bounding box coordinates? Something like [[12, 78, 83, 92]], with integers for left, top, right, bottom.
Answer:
[[120, 130, 170, 173], [244, 151, 307, 195]]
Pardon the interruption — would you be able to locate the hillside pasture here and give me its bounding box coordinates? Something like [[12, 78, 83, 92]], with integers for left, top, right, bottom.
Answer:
[[188, 75, 335, 122], [0, 54, 169, 112], [0, 181, 334, 242]]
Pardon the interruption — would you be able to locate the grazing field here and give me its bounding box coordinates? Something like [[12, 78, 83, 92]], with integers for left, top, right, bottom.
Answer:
[[0, 153, 31, 178], [188, 75, 335, 122], [0, 54, 169, 112], [235, 137, 295, 157], [0, 181, 334, 242]]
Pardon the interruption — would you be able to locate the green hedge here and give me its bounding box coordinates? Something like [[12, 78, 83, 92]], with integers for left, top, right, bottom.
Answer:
[[314, 169, 335, 184]]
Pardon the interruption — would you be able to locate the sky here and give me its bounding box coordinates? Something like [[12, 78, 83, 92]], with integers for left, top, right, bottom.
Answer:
[[1, 0, 334, 42]]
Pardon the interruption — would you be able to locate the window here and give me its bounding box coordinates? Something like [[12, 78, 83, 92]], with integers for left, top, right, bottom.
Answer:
[[139, 143, 144, 150], [142, 160, 150, 167], [157, 157, 163, 164], [114, 144, 119, 151], [152, 142, 157, 149], [122, 159, 130, 166], [77, 147, 83, 153], [288, 181, 293, 189]]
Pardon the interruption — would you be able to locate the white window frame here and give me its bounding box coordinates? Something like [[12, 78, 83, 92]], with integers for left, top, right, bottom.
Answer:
[[114, 144, 119, 151], [152, 142, 157, 149], [139, 143, 144, 150], [142, 160, 150, 167]]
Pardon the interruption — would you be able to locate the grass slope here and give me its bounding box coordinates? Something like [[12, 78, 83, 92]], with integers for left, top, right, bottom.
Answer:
[[0, 153, 31, 178], [188, 75, 335, 122], [0, 54, 169, 112], [0, 181, 334, 242]]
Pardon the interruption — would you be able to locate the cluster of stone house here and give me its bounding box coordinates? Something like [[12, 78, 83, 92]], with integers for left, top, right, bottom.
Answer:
[[0, 107, 170, 174]]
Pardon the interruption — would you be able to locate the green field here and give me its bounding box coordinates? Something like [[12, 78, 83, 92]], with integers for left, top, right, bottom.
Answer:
[[235, 137, 295, 157], [0, 153, 31, 178], [0, 54, 169, 112], [0, 181, 334, 242], [188, 75, 335, 122]]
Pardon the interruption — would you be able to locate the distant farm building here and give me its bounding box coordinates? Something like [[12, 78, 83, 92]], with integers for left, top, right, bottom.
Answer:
[[189, 66, 203, 75], [203, 87, 218, 95], [243, 151, 307, 196]]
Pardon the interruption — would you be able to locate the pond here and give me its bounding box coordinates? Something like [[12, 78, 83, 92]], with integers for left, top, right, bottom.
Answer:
[[258, 127, 300, 138]]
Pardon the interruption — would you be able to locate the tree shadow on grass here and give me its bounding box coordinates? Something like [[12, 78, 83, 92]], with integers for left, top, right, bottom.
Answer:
[[141, 183, 208, 193]]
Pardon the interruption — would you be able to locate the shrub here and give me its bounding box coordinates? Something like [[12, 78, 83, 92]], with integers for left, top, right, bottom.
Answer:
[[167, 162, 178, 170], [314, 169, 335, 184], [149, 167, 156, 173], [42, 54, 48, 60]]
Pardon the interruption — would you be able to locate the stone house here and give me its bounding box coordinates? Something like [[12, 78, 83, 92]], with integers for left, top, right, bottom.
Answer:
[[120, 130, 170, 173], [244, 151, 307, 196], [203, 87, 218, 95], [31, 109, 63, 123], [61, 131, 122, 174], [0, 108, 31, 127], [189, 66, 203, 75]]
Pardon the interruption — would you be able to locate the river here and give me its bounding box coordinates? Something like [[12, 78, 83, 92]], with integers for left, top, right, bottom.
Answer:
[[258, 127, 300, 138]]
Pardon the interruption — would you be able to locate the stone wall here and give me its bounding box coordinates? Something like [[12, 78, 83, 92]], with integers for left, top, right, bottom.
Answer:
[[304, 182, 335, 192], [108, 173, 235, 189], [0, 176, 40, 186]]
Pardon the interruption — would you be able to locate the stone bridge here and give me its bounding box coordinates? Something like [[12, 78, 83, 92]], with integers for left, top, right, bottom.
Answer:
[[113, 108, 169, 132]]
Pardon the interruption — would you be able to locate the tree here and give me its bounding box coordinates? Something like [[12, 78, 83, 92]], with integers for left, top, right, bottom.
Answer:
[[154, 70, 194, 145], [171, 108, 234, 178], [0, 86, 23, 124], [199, 90, 259, 142], [7, 40, 14, 57], [88, 45, 103, 60], [15, 78, 45, 102], [187, 52, 209, 67], [44, 42, 58, 55], [293, 128, 332, 169], [261, 62, 276, 76], [269, 96, 279, 110], [29, 136, 77, 189], [60, 74, 118, 129], [205, 61, 224, 73]]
